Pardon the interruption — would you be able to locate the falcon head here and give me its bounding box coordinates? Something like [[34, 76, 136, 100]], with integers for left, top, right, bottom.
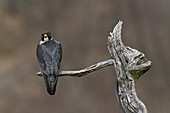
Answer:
[[40, 31, 53, 44]]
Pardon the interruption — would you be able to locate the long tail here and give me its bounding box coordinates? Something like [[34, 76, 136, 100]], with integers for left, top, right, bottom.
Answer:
[[43, 74, 58, 95]]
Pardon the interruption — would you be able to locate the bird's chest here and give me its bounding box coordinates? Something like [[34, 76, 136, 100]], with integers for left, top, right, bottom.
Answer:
[[42, 43, 56, 54], [41, 42, 58, 63]]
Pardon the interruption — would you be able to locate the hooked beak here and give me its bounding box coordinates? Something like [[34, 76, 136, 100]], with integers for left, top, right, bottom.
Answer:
[[43, 34, 49, 42], [44, 34, 48, 38]]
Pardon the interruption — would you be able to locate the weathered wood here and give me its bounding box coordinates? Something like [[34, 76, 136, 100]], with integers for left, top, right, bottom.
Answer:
[[36, 21, 152, 113], [108, 21, 151, 113], [37, 59, 114, 77]]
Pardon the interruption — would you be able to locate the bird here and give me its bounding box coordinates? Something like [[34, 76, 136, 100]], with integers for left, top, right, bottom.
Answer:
[[36, 31, 62, 95]]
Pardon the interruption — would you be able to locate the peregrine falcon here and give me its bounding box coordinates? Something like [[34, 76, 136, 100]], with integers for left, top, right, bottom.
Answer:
[[36, 31, 62, 95]]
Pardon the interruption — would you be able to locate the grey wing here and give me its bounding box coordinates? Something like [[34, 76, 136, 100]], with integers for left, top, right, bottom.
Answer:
[[53, 41, 62, 75], [36, 44, 48, 75]]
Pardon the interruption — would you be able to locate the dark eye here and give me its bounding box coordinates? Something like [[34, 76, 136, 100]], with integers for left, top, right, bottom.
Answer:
[[48, 33, 52, 40], [41, 36, 44, 41], [48, 35, 52, 40]]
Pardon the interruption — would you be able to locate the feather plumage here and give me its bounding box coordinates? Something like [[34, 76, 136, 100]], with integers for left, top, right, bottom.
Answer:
[[36, 39, 62, 95]]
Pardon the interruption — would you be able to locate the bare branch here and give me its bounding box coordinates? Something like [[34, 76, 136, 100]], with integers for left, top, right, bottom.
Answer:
[[37, 59, 114, 77]]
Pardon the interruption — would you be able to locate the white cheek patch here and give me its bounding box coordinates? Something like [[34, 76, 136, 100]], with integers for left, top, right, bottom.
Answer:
[[44, 37, 49, 42], [39, 38, 49, 45], [39, 41, 44, 45], [39, 37, 53, 45]]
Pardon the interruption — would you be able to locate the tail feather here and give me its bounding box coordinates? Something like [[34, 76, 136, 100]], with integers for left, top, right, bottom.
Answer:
[[43, 74, 58, 95]]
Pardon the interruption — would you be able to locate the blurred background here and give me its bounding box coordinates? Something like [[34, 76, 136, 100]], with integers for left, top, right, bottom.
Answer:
[[0, 0, 169, 113]]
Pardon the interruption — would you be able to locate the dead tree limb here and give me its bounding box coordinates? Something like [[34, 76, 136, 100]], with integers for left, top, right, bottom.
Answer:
[[108, 21, 152, 113], [37, 21, 152, 113], [37, 59, 114, 77]]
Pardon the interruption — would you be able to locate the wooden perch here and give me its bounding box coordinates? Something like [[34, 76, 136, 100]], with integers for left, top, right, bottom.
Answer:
[[37, 21, 152, 113], [37, 59, 114, 77], [108, 21, 151, 113]]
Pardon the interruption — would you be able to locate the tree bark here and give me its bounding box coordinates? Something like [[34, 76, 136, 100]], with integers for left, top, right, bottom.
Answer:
[[108, 21, 151, 113]]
